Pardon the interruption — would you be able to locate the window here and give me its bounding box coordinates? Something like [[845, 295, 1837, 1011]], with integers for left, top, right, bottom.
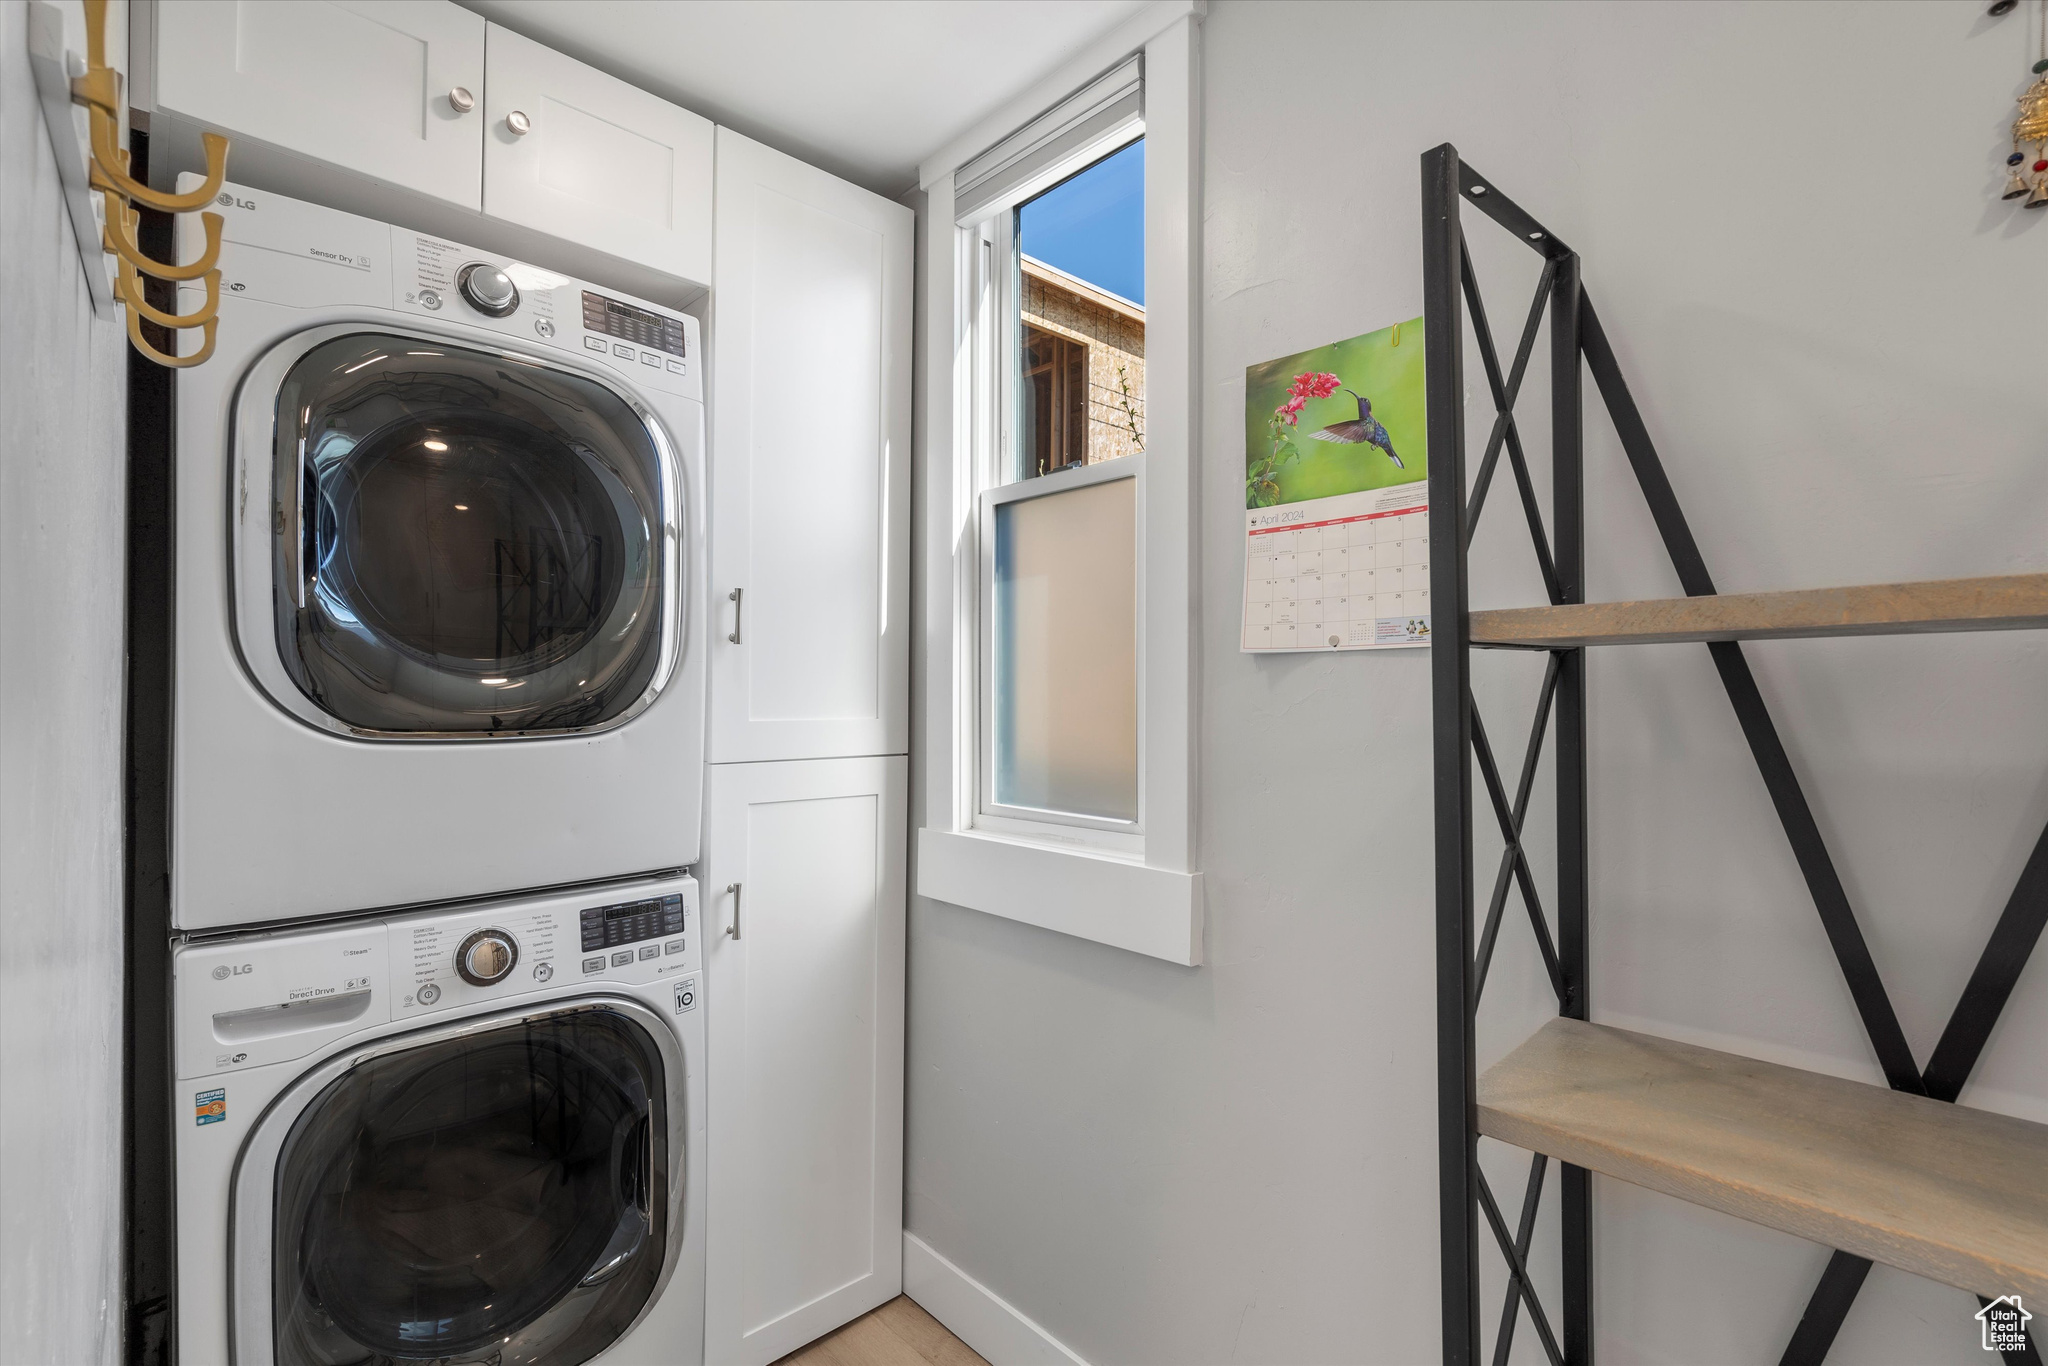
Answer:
[[1017, 139, 1145, 480], [919, 10, 1202, 965], [978, 138, 1145, 840]]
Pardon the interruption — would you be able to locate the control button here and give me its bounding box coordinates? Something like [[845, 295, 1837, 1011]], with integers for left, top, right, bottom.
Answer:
[[534, 318, 555, 339], [417, 982, 441, 1006], [664, 939, 685, 955], [533, 961, 554, 982], [583, 957, 605, 974], [640, 351, 661, 367], [455, 928, 520, 986], [583, 336, 607, 353], [611, 950, 633, 967], [667, 359, 686, 375], [612, 343, 634, 360], [638, 945, 660, 961], [418, 289, 442, 311], [456, 261, 520, 317]]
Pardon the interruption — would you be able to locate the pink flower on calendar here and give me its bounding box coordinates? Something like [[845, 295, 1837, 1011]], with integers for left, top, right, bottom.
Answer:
[[1289, 371, 1342, 401]]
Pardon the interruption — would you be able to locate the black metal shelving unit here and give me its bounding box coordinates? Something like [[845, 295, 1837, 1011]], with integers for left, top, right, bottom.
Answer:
[[1423, 141, 2048, 1366]]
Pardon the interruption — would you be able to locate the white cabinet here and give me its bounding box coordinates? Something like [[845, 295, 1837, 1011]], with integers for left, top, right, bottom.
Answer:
[[710, 129, 913, 764], [481, 23, 713, 284], [700, 756, 907, 1366], [152, 0, 486, 208]]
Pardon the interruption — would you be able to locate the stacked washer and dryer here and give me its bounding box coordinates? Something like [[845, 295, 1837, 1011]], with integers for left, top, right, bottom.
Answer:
[[168, 183, 710, 1366]]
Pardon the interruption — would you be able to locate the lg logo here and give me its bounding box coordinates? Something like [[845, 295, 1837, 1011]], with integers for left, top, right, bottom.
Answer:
[[210, 964, 254, 980], [216, 192, 256, 210]]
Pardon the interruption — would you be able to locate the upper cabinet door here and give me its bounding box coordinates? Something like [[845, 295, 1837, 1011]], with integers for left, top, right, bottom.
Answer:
[[154, 0, 485, 208], [710, 129, 913, 764], [481, 25, 713, 285]]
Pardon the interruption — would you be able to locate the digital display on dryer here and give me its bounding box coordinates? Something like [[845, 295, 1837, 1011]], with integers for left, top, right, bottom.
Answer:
[[581, 292, 686, 357], [580, 895, 685, 951]]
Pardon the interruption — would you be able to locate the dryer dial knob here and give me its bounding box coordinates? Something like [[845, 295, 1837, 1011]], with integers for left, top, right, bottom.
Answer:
[[457, 262, 520, 317], [456, 928, 520, 986]]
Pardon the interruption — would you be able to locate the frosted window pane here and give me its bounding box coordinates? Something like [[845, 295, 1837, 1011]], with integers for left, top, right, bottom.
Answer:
[[992, 477, 1137, 821]]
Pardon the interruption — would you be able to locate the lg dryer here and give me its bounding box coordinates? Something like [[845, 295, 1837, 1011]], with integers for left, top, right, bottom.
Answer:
[[172, 184, 706, 930]]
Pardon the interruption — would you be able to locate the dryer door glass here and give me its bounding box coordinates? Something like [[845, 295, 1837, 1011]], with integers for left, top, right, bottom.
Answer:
[[271, 332, 672, 735], [272, 1009, 668, 1366]]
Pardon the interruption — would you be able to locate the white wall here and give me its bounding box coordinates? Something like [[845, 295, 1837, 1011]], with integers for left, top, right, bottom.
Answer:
[[0, 7, 131, 1364], [905, 3, 2047, 1363]]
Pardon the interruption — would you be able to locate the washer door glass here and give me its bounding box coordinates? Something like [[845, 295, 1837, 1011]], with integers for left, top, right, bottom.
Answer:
[[272, 1009, 669, 1366], [271, 333, 670, 736]]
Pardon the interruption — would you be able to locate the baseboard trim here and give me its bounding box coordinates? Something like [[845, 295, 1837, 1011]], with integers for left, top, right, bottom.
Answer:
[[901, 1233, 1090, 1366]]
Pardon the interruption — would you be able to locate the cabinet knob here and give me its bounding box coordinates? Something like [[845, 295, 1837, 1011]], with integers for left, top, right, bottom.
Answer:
[[447, 86, 475, 114], [506, 110, 532, 137]]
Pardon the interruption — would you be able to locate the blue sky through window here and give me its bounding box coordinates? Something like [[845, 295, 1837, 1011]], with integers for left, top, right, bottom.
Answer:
[[1019, 139, 1143, 307]]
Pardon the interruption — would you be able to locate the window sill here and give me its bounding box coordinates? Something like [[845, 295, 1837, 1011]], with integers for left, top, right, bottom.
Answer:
[[916, 828, 1202, 966]]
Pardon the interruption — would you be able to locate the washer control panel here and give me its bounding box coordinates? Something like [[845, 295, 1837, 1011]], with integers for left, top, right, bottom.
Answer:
[[173, 876, 698, 1079], [582, 894, 685, 952], [391, 876, 699, 1019]]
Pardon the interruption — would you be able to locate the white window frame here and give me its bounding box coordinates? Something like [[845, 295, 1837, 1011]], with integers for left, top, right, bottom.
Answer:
[[915, 2, 1203, 966]]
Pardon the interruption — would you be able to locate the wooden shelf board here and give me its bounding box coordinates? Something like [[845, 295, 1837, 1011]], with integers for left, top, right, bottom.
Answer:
[[1470, 572, 2048, 648], [1477, 1019, 2048, 1301]]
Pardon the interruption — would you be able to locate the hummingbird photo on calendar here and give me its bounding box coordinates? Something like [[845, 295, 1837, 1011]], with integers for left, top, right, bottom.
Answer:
[[1308, 389, 1404, 468]]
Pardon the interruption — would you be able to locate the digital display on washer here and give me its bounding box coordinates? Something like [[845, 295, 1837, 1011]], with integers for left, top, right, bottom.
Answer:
[[582, 291, 687, 357], [580, 894, 685, 951]]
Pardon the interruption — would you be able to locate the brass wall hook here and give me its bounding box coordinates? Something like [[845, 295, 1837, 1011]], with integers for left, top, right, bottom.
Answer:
[[88, 116, 229, 213], [66, 0, 230, 366], [101, 192, 222, 280], [121, 296, 216, 368], [117, 258, 219, 327]]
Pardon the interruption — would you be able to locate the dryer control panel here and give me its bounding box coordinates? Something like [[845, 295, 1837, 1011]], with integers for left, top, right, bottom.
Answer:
[[390, 229, 701, 403]]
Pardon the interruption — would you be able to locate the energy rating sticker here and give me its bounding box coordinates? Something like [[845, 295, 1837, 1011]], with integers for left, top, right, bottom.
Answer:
[[194, 1089, 226, 1126]]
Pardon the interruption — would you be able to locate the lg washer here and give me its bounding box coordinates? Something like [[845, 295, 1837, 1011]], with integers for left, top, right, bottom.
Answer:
[[172, 875, 706, 1366], [170, 182, 707, 930]]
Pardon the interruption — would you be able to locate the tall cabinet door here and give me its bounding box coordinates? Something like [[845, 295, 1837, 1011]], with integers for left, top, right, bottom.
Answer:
[[701, 756, 907, 1366], [710, 129, 913, 764], [481, 23, 714, 284], [153, 0, 486, 208]]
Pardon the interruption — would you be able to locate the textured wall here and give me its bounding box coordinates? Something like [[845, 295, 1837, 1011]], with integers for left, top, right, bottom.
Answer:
[[906, 3, 2048, 1363], [0, 9, 131, 1365]]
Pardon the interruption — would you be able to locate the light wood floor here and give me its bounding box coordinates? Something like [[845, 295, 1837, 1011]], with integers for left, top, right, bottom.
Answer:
[[772, 1296, 990, 1366]]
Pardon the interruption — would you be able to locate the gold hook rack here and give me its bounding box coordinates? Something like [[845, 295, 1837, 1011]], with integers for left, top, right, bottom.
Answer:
[[63, 0, 229, 367], [100, 191, 222, 280]]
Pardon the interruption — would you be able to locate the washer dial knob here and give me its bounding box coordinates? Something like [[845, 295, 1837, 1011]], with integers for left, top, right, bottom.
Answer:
[[457, 262, 520, 317], [456, 928, 520, 986]]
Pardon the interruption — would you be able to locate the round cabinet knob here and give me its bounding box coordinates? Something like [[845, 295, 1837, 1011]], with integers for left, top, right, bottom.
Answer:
[[456, 928, 520, 986], [506, 110, 532, 137], [448, 86, 475, 114], [457, 262, 520, 317]]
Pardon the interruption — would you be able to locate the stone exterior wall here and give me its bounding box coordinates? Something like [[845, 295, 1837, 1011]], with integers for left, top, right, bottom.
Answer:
[[1022, 258, 1145, 465]]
